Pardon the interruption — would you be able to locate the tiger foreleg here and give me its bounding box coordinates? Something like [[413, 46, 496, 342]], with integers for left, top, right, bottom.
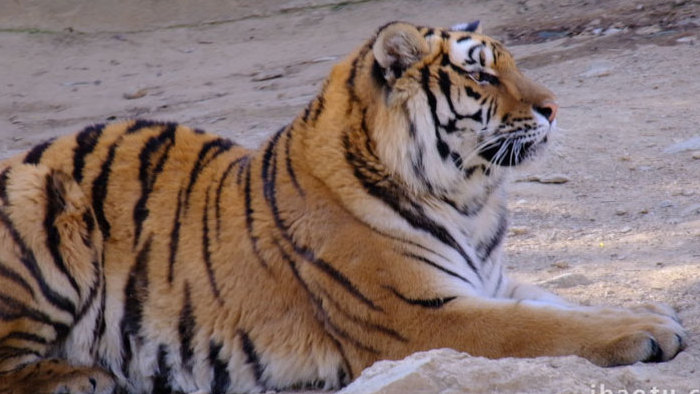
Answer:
[[381, 296, 686, 369], [0, 359, 115, 394]]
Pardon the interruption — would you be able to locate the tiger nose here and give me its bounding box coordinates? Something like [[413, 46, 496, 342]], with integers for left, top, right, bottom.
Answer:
[[533, 101, 558, 123]]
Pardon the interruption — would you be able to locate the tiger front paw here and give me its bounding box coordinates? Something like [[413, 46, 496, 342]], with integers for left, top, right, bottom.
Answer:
[[580, 305, 687, 367]]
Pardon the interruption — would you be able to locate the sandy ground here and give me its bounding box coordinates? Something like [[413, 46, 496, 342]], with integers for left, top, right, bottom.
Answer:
[[1, 0, 699, 392]]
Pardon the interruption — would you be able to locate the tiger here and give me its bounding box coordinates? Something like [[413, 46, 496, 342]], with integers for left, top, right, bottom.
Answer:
[[0, 21, 687, 393]]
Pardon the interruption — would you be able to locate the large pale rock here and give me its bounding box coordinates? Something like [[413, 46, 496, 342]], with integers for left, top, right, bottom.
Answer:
[[339, 349, 700, 393]]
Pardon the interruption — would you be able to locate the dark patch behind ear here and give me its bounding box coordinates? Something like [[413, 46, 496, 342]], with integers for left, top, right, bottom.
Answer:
[[372, 22, 429, 85], [451, 21, 481, 33]]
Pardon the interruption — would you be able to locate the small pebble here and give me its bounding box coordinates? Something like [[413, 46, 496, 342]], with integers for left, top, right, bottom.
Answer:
[[664, 136, 700, 153], [692, 151, 700, 160], [542, 273, 592, 289], [615, 209, 628, 216], [635, 25, 661, 35], [551, 261, 570, 269], [682, 204, 700, 216], [659, 200, 674, 208], [509, 226, 529, 236], [123, 88, 148, 100], [521, 174, 570, 184]]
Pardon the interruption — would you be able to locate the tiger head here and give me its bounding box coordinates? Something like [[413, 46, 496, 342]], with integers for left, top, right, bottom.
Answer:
[[333, 21, 558, 196]]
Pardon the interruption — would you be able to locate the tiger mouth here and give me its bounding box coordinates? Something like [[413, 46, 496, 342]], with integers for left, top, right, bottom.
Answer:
[[477, 134, 548, 167]]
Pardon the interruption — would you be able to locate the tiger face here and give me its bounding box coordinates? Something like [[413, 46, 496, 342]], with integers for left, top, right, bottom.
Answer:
[[367, 22, 558, 194]]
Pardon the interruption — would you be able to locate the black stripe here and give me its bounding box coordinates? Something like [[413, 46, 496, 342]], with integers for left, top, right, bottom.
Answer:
[[215, 156, 247, 239], [0, 346, 42, 362], [440, 194, 485, 217], [456, 35, 472, 43], [184, 138, 235, 211], [73, 124, 105, 183], [120, 236, 151, 375], [385, 286, 456, 309], [90, 267, 107, 356], [178, 282, 196, 371], [346, 43, 372, 107], [153, 344, 173, 394], [0, 211, 76, 316], [235, 156, 249, 186], [404, 252, 472, 284], [244, 161, 268, 269], [464, 85, 481, 100], [168, 189, 185, 283], [284, 129, 304, 197], [80, 210, 96, 248], [23, 138, 56, 165], [202, 187, 222, 302], [312, 87, 326, 122], [0, 262, 35, 298], [239, 331, 265, 386], [209, 340, 230, 394], [420, 67, 450, 159], [44, 172, 82, 297], [478, 212, 508, 261], [0, 293, 69, 337], [74, 256, 102, 324], [91, 141, 117, 240], [133, 124, 177, 248], [467, 44, 480, 62], [0, 331, 48, 345], [0, 168, 10, 206], [127, 119, 162, 133], [262, 130, 380, 311]]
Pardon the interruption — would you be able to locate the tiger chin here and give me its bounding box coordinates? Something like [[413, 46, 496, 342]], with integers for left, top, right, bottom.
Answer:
[[0, 21, 686, 394]]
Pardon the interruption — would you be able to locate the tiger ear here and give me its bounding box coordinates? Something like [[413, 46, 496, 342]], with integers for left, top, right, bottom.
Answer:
[[451, 20, 482, 33], [372, 22, 429, 84]]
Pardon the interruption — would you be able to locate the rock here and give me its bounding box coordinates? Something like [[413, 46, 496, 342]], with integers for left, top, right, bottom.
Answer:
[[635, 25, 661, 35], [540, 273, 592, 289], [551, 261, 570, 269], [676, 36, 695, 44], [340, 349, 700, 394], [580, 61, 614, 78], [664, 136, 700, 153], [251, 70, 284, 82], [509, 226, 529, 236], [518, 174, 570, 184], [123, 88, 148, 100], [659, 200, 674, 208], [615, 209, 627, 216], [682, 204, 700, 216]]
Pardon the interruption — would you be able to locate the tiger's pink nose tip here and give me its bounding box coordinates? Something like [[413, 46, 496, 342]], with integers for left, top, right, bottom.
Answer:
[[533, 101, 558, 123]]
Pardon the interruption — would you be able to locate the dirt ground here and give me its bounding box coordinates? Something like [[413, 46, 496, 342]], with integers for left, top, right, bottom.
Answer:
[[1, 0, 699, 391]]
